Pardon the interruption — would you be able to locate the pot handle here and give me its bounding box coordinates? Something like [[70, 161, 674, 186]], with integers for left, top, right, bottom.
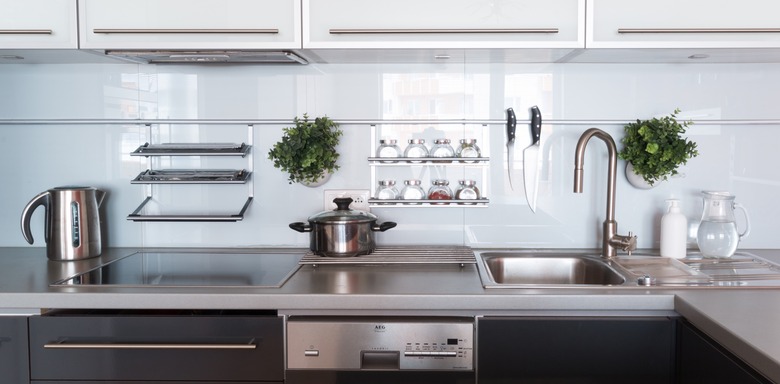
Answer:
[[289, 222, 312, 233], [373, 221, 397, 232]]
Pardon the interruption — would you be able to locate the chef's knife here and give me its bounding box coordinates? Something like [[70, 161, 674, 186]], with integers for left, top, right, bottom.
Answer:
[[506, 108, 517, 190], [523, 106, 542, 212]]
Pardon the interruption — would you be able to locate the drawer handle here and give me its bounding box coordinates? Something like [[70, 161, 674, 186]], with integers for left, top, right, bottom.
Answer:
[[44, 342, 257, 350], [93, 28, 279, 34], [618, 28, 780, 34], [329, 28, 559, 34], [0, 29, 53, 35]]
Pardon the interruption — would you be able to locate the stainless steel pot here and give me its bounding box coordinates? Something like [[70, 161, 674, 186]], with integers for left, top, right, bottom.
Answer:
[[289, 197, 397, 257]]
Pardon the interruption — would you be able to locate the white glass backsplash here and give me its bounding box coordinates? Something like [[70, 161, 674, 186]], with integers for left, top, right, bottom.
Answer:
[[0, 62, 778, 249]]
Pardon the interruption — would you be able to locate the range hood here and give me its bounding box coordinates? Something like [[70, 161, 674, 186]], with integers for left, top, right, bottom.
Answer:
[[103, 50, 308, 64]]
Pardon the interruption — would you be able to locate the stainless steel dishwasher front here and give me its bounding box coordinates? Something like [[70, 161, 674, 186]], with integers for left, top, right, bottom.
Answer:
[[286, 316, 475, 384]]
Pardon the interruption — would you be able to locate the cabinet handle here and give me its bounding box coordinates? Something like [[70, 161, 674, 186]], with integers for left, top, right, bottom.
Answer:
[[44, 342, 257, 350], [618, 28, 780, 34], [0, 29, 53, 35], [93, 28, 279, 34], [329, 28, 558, 34]]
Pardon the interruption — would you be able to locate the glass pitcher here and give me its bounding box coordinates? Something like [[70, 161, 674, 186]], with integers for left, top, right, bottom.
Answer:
[[696, 191, 751, 258]]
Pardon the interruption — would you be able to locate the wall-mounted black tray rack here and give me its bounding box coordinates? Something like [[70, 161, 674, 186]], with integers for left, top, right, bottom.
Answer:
[[130, 142, 252, 157], [131, 169, 251, 184]]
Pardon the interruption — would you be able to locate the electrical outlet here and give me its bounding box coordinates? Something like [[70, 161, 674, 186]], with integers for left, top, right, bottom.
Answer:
[[323, 189, 371, 212]]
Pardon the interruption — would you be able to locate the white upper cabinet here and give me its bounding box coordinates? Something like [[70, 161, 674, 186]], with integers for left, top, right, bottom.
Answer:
[[588, 0, 780, 48], [0, 0, 78, 49], [304, 0, 585, 49], [78, 0, 301, 50]]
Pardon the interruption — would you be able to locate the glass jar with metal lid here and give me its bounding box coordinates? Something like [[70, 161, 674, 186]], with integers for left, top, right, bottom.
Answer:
[[400, 179, 426, 204], [427, 179, 453, 204], [456, 139, 482, 162], [455, 179, 481, 204], [376, 139, 402, 162], [375, 180, 399, 202], [403, 139, 429, 162], [430, 138, 455, 162]]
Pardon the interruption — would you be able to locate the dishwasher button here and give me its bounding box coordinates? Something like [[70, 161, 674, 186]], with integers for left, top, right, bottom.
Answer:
[[304, 350, 319, 357]]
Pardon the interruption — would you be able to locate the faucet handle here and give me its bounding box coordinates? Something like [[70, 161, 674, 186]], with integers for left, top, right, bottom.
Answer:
[[626, 231, 637, 255], [611, 231, 638, 255]]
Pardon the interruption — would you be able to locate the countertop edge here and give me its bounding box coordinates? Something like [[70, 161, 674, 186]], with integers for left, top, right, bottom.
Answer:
[[675, 293, 780, 383]]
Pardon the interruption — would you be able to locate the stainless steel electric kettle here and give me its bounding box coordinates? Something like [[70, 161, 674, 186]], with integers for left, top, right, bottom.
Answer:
[[21, 186, 106, 261]]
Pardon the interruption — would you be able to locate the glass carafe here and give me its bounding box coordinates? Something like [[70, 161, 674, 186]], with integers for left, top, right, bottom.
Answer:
[[696, 191, 751, 258]]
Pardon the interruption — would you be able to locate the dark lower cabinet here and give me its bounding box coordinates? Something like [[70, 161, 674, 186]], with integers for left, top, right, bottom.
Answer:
[[477, 316, 676, 384], [28, 309, 283, 383], [677, 319, 772, 384], [0, 316, 30, 384]]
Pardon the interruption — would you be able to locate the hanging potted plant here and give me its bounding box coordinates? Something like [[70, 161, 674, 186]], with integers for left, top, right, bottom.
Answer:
[[268, 114, 343, 186], [618, 109, 699, 189]]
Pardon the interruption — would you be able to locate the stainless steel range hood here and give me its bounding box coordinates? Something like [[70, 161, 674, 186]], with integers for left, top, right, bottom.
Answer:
[[103, 50, 308, 64]]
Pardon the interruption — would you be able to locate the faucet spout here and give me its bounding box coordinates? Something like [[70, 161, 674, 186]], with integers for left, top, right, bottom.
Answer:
[[573, 128, 635, 258]]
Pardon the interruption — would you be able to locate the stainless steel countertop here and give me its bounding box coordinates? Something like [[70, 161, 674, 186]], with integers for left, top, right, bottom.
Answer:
[[2, 246, 780, 382]]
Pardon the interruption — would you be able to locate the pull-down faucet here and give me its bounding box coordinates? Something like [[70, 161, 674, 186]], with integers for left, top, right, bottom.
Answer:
[[574, 128, 637, 259]]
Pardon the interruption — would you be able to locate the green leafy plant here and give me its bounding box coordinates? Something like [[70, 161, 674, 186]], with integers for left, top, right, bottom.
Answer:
[[618, 108, 699, 186], [268, 114, 343, 185]]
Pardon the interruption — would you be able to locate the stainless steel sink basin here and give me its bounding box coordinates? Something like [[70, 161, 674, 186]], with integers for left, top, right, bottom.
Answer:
[[477, 252, 627, 287]]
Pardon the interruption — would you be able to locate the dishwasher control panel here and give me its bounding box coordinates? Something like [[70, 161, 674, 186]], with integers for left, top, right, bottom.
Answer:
[[287, 316, 474, 371]]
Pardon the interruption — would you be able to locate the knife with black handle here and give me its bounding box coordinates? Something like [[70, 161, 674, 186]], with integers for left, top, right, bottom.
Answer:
[[506, 108, 517, 190], [524, 106, 542, 212]]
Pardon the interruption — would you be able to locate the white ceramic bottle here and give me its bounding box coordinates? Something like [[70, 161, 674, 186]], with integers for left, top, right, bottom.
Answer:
[[660, 199, 688, 259]]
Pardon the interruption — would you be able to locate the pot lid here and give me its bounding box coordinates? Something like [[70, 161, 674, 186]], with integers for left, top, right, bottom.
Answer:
[[308, 197, 377, 223]]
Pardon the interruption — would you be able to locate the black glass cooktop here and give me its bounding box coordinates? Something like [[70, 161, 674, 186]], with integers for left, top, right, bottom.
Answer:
[[52, 251, 303, 288]]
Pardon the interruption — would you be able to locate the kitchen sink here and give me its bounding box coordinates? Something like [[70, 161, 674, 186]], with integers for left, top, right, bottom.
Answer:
[[477, 252, 627, 288], [476, 250, 780, 288]]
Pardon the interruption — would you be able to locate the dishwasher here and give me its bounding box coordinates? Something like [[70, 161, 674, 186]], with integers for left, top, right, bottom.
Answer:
[[286, 316, 475, 384]]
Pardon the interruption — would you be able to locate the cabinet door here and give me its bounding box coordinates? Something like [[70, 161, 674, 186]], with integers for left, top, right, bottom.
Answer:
[[78, 0, 301, 49], [477, 316, 675, 384], [0, 316, 29, 383], [677, 320, 771, 384], [304, 0, 584, 49], [588, 0, 780, 48], [29, 313, 284, 382], [0, 0, 78, 49]]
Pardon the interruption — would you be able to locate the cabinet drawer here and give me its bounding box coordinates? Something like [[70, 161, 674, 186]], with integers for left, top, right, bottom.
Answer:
[[0, 0, 78, 49], [0, 316, 30, 383], [29, 311, 283, 382], [304, 0, 584, 49], [78, 0, 301, 49], [588, 0, 780, 48]]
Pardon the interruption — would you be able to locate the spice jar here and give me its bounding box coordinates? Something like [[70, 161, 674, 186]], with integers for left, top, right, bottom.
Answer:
[[375, 180, 399, 203], [400, 179, 426, 204], [455, 179, 481, 204], [430, 138, 455, 162], [427, 179, 453, 204], [403, 139, 429, 162], [376, 139, 402, 162], [456, 139, 481, 162]]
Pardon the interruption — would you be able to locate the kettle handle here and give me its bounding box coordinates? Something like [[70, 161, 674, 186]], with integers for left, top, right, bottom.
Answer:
[[21, 191, 51, 245], [96, 189, 107, 208]]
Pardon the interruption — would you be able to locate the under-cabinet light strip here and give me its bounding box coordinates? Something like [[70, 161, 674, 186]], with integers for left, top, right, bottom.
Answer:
[[2, 119, 780, 125]]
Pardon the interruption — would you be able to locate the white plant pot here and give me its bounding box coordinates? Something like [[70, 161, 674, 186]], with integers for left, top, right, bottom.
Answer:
[[625, 163, 655, 190], [302, 171, 331, 188]]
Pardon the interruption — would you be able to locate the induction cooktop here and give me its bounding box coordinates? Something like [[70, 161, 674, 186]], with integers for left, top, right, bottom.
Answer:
[[51, 251, 303, 288]]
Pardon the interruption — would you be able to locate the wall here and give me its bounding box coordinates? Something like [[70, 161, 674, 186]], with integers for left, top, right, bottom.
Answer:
[[1, 61, 777, 250]]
